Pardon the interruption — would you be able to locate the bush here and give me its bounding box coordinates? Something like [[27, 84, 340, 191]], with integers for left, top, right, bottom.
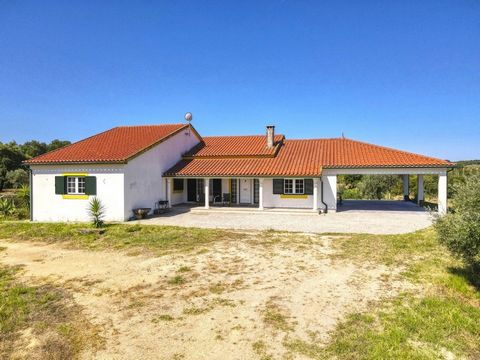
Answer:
[[5, 169, 28, 189], [88, 197, 105, 228], [434, 173, 480, 270], [341, 188, 362, 199], [357, 175, 401, 200], [0, 198, 16, 217]]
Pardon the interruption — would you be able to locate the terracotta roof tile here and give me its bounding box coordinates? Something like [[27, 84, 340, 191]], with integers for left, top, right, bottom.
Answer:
[[25, 124, 190, 164], [165, 137, 453, 177], [184, 135, 284, 157]]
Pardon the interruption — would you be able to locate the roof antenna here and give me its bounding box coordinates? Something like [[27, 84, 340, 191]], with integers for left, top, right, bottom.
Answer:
[[342, 131, 345, 139], [184, 112, 193, 136]]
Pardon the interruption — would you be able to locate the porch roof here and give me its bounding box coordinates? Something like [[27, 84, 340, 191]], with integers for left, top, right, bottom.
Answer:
[[164, 137, 453, 177]]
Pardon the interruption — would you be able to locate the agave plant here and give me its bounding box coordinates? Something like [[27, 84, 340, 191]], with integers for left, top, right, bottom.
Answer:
[[16, 184, 30, 208], [0, 197, 16, 217], [88, 197, 105, 228]]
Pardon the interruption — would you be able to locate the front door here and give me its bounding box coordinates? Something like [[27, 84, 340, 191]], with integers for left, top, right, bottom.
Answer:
[[240, 179, 251, 204], [187, 179, 197, 202]]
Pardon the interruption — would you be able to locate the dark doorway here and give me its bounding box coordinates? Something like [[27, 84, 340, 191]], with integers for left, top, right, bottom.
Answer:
[[212, 179, 222, 200], [187, 179, 197, 202]]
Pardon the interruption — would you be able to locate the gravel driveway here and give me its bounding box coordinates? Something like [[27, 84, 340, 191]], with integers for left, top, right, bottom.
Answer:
[[137, 200, 433, 234]]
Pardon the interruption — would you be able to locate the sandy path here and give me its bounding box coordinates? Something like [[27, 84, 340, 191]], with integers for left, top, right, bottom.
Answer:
[[0, 236, 408, 359]]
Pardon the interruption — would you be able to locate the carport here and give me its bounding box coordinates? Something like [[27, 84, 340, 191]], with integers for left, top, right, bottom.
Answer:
[[322, 167, 449, 214]]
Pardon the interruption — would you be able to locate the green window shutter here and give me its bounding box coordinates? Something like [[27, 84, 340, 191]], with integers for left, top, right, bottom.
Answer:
[[85, 176, 97, 195], [305, 179, 314, 195], [55, 176, 66, 194], [273, 179, 284, 194]]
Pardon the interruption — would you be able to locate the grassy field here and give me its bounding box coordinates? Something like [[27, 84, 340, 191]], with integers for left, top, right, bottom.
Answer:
[[0, 221, 245, 256], [0, 254, 102, 359], [0, 221, 479, 359], [287, 229, 480, 359]]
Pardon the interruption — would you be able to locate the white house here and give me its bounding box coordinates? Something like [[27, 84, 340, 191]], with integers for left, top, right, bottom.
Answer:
[[25, 122, 453, 222]]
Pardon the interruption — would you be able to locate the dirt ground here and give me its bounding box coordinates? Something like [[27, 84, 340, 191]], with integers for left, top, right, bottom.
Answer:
[[0, 233, 410, 359]]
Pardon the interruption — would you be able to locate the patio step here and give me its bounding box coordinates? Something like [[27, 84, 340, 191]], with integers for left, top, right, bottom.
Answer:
[[189, 207, 320, 216]]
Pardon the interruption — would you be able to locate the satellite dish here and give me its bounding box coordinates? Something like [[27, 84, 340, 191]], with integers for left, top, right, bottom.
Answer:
[[184, 112, 193, 122]]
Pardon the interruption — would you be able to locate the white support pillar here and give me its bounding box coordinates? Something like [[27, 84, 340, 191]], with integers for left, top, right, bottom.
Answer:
[[438, 172, 448, 215], [166, 178, 172, 208], [417, 175, 424, 206], [313, 178, 319, 211], [258, 178, 264, 210], [402, 175, 409, 200], [204, 178, 210, 209]]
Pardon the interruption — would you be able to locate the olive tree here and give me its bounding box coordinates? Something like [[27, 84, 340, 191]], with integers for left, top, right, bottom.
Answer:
[[434, 173, 480, 270]]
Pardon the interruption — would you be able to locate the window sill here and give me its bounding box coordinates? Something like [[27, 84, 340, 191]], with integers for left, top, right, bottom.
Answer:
[[62, 195, 89, 200], [280, 194, 308, 199]]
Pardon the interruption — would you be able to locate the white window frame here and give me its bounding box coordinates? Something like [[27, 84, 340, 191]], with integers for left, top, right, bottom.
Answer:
[[66, 176, 86, 195], [284, 179, 304, 194]]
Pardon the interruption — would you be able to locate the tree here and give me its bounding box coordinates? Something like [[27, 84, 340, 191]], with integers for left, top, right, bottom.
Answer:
[[357, 175, 401, 200], [20, 140, 47, 158], [0, 143, 26, 191], [5, 169, 29, 188], [47, 139, 71, 152], [434, 173, 480, 270]]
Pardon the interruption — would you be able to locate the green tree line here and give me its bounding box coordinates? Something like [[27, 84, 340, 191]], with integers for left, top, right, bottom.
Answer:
[[0, 140, 71, 191]]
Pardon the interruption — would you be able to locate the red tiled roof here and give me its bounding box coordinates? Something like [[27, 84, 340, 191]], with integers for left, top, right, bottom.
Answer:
[[184, 135, 285, 158], [164, 137, 453, 177], [25, 124, 192, 164]]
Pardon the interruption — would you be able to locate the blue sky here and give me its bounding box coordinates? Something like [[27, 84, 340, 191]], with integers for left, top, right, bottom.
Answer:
[[1, 1, 479, 161]]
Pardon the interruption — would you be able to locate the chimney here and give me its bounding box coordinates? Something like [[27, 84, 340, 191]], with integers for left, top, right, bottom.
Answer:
[[266, 125, 275, 148]]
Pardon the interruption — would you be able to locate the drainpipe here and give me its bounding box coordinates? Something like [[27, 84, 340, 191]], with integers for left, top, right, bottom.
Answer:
[[320, 178, 328, 214]]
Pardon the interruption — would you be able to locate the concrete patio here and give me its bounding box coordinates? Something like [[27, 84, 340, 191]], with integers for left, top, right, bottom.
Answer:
[[134, 200, 433, 234]]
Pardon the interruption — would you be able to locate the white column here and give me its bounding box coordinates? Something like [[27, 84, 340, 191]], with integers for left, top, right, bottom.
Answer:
[[204, 178, 209, 209], [438, 172, 448, 215], [322, 175, 337, 212], [258, 178, 264, 210], [403, 175, 409, 200], [313, 178, 319, 211], [417, 175, 424, 205], [166, 178, 172, 208]]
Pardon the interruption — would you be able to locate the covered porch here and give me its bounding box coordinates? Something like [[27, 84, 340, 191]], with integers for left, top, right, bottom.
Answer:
[[164, 166, 449, 215], [164, 176, 336, 212]]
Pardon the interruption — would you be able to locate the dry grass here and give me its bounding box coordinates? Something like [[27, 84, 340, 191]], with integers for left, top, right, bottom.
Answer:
[[0, 264, 103, 359]]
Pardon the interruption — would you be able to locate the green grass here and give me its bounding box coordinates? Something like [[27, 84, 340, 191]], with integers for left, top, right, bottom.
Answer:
[[168, 275, 186, 285], [286, 228, 480, 359], [0, 221, 245, 256], [0, 264, 101, 359]]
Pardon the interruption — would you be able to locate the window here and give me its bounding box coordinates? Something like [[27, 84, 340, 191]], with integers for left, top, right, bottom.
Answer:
[[66, 177, 86, 194], [173, 179, 184, 192], [284, 179, 304, 194]]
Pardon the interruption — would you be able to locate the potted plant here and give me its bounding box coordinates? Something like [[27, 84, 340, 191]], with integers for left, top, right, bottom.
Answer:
[[132, 208, 151, 220]]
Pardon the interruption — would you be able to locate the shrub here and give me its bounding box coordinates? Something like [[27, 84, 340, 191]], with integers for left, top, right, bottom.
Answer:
[[0, 198, 16, 217], [341, 188, 362, 199], [434, 173, 480, 270], [357, 175, 401, 200], [15, 184, 30, 208], [5, 169, 28, 189], [88, 197, 105, 228]]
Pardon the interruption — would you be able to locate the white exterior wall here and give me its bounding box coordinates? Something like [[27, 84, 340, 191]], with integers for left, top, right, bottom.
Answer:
[[31, 164, 125, 222], [123, 129, 200, 219], [262, 178, 314, 209]]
